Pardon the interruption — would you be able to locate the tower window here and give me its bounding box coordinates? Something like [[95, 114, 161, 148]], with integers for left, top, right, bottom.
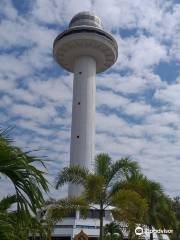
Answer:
[[77, 135, 79, 138], [78, 102, 80, 105], [79, 71, 82, 74]]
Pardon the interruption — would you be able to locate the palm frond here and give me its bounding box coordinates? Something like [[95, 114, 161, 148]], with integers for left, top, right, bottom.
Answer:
[[112, 189, 148, 224], [0, 131, 49, 216], [84, 174, 106, 203], [0, 195, 17, 212], [107, 157, 140, 186], [45, 197, 88, 227], [0, 211, 16, 240], [0, 127, 14, 145], [95, 153, 111, 177], [55, 165, 89, 189]]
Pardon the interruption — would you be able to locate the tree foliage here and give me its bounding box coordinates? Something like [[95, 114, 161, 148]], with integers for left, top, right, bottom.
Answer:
[[55, 153, 140, 240], [0, 129, 49, 239]]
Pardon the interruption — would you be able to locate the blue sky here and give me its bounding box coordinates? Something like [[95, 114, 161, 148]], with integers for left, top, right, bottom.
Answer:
[[0, 0, 180, 199]]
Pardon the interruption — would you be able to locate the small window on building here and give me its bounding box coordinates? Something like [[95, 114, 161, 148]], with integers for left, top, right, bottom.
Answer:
[[77, 136, 79, 138]]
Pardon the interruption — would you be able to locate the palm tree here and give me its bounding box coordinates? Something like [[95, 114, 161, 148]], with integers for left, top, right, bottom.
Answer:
[[55, 153, 140, 240], [0, 129, 49, 239], [0, 129, 48, 215], [118, 173, 176, 240], [0, 195, 46, 240], [0, 195, 18, 240]]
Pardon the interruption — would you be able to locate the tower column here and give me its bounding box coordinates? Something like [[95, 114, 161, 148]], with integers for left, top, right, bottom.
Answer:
[[53, 11, 118, 198], [69, 56, 96, 197]]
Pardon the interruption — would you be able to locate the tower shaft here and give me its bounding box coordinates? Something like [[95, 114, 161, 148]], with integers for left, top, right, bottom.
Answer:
[[69, 56, 96, 197], [53, 11, 118, 198]]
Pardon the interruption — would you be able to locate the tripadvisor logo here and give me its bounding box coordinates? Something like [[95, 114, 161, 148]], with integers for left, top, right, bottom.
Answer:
[[135, 226, 173, 236], [135, 226, 144, 236]]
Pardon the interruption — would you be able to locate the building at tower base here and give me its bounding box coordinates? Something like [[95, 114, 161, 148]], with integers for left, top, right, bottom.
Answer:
[[47, 206, 117, 240]]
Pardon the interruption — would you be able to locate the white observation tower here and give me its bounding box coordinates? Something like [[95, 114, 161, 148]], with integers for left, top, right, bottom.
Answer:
[[53, 12, 118, 197]]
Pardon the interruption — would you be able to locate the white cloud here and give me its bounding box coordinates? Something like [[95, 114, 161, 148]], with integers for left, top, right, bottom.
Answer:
[[115, 35, 168, 72], [97, 89, 129, 108], [146, 111, 180, 127], [0, 54, 31, 78], [27, 76, 72, 104], [11, 104, 57, 122], [0, 77, 16, 92], [91, 0, 164, 30], [154, 81, 180, 108], [170, 32, 180, 60], [97, 71, 164, 95], [32, 0, 91, 25], [0, 0, 17, 20], [124, 101, 153, 117]]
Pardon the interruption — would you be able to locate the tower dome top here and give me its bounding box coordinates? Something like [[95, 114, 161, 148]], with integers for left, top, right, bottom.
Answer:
[[69, 11, 103, 29]]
